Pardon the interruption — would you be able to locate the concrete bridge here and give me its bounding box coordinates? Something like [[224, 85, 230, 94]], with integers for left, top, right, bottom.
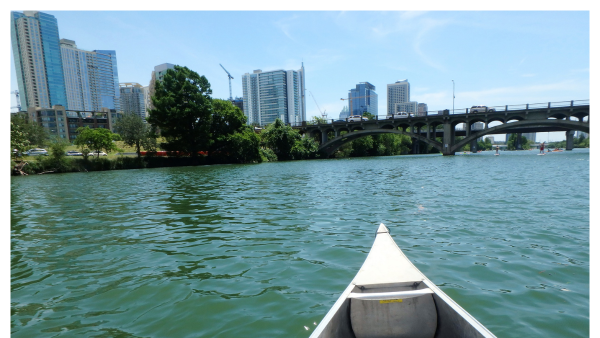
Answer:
[[294, 100, 589, 156]]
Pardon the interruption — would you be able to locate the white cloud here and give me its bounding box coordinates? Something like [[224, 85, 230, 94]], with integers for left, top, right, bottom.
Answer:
[[274, 15, 300, 42]]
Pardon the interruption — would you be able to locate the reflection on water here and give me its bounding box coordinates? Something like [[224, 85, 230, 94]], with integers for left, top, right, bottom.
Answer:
[[11, 150, 589, 337]]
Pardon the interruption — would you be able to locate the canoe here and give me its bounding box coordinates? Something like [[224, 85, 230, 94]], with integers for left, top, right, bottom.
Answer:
[[309, 224, 496, 338]]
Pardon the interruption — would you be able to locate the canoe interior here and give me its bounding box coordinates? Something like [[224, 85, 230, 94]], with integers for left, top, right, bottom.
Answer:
[[312, 281, 490, 338]]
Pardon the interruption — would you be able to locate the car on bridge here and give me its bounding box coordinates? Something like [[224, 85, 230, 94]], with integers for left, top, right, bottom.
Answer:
[[470, 105, 495, 113], [347, 115, 369, 122], [387, 112, 410, 119]]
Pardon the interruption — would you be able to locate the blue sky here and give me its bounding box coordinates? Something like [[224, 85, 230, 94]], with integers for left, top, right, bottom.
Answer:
[[8, 10, 590, 141]]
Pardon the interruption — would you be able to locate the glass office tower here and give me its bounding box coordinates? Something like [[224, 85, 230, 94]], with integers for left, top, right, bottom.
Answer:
[[11, 11, 67, 109], [348, 82, 377, 116]]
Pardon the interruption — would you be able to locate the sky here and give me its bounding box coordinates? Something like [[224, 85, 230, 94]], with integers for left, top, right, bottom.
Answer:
[[7, 10, 591, 142]]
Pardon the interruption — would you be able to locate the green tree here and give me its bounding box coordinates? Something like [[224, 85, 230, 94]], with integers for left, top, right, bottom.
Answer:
[[261, 119, 302, 160], [309, 116, 328, 125], [507, 134, 531, 150], [362, 112, 376, 120], [11, 121, 30, 158], [44, 137, 71, 172], [210, 99, 261, 163], [147, 65, 213, 159], [74, 127, 119, 158], [11, 113, 47, 148], [291, 136, 320, 160], [352, 136, 374, 157], [113, 113, 156, 158]]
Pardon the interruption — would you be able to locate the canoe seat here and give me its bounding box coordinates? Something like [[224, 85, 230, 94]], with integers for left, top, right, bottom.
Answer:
[[349, 288, 437, 338]]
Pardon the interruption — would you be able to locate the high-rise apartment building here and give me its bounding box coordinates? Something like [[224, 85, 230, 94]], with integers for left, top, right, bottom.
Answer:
[[120, 83, 146, 120], [348, 82, 377, 116], [242, 64, 305, 126], [11, 11, 67, 110], [147, 63, 176, 111], [387, 79, 419, 115], [60, 39, 120, 112]]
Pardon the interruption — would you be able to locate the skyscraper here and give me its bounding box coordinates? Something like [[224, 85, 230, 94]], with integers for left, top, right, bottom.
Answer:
[[60, 39, 121, 112], [348, 82, 377, 116], [147, 63, 176, 111], [11, 11, 67, 109], [119, 83, 146, 120], [242, 64, 305, 126], [339, 106, 350, 120], [387, 79, 419, 115]]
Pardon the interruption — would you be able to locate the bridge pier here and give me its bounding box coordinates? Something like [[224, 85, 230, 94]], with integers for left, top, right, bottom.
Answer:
[[442, 122, 454, 155], [321, 130, 328, 144], [470, 140, 477, 153], [566, 130, 575, 150]]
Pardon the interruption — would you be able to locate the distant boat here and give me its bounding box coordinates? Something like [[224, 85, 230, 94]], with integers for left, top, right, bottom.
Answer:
[[310, 224, 497, 338]]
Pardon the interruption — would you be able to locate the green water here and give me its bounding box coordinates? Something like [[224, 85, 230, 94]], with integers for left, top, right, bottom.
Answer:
[[11, 149, 589, 337]]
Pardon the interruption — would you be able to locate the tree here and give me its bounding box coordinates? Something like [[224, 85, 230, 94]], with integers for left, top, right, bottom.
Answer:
[[11, 113, 47, 149], [74, 127, 119, 158], [261, 119, 302, 160], [113, 113, 156, 158], [11, 121, 30, 158], [363, 112, 376, 120], [147, 65, 213, 159], [309, 116, 328, 125], [352, 136, 374, 156], [210, 99, 261, 163], [507, 134, 531, 150], [291, 136, 320, 160]]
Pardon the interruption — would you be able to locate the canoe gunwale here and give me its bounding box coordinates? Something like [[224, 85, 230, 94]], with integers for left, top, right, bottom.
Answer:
[[308, 224, 497, 338]]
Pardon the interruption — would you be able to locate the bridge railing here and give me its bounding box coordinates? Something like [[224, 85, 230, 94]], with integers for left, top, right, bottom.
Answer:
[[295, 100, 589, 126], [422, 99, 589, 116]]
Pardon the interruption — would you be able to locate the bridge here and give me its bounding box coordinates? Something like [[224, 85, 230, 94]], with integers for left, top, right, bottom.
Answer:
[[294, 100, 589, 156]]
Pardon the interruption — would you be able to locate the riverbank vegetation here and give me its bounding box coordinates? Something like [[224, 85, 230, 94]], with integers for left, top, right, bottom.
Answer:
[[10, 64, 590, 176]]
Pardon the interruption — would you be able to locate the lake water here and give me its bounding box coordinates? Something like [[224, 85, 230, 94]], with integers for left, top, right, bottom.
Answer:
[[11, 149, 589, 337]]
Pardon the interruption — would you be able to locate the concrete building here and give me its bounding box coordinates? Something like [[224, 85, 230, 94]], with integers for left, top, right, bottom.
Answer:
[[417, 103, 428, 117], [242, 64, 306, 126], [119, 83, 146, 120], [387, 79, 418, 115], [147, 63, 176, 111], [11, 11, 68, 110], [339, 106, 350, 120], [60, 39, 121, 112], [348, 82, 377, 116], [396, 102, 418, 115], [27, 105, 121, 140], [521, 133, 536, 142]]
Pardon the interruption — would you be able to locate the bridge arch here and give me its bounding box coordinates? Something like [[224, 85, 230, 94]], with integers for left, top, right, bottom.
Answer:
[[451, 119, 589, 153], [318, 129, 443, 157]]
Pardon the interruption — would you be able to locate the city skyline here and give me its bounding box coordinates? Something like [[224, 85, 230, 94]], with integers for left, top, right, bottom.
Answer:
[[8, 10, 590, 141]]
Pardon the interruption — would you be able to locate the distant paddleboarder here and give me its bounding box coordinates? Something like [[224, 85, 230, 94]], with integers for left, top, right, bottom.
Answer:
[[495, 145, 500, 156], [540, 142, 545, 154]]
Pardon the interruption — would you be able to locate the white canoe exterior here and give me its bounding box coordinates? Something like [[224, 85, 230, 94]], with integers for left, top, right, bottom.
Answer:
[[309, 223, 496, 338]]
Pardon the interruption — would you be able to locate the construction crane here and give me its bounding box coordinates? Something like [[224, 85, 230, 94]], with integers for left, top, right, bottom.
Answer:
[[219, 64, 234, 101], [11, 90, 21, 111], [308, 90, 327, 120], [340, 94, 377, 117]]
